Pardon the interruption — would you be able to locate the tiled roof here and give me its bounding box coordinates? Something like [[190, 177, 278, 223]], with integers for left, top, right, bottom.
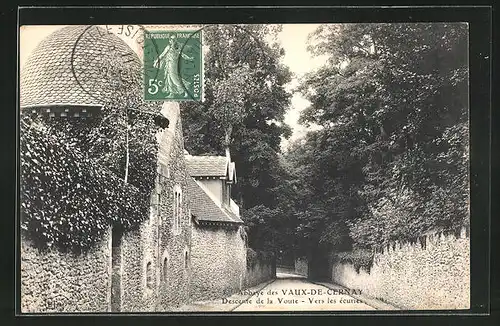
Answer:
[[185, 155, 228, 177], [187, 178, 243, 224], [20, 25, 142, 109]]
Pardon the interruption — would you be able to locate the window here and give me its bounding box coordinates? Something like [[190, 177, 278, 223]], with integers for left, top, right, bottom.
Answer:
[[157, 192, 161, 218], [159, 164, 169, 182], [146, 261, 153, 289], [184, 250, 189, 269], [173, 185, 182, 234], [152, 164, 166, 224], [163, 257, 168, 283], [222, 183, 226, 206], [222, 182, 231, 207], [157, 165, 169, 221], [162, 251, 170, 285]]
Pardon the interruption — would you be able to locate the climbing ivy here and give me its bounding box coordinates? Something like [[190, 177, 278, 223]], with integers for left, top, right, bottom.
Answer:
[[246, 247, 275, 269], [20, 102, 162, 253], [333, 250, 374, 273]]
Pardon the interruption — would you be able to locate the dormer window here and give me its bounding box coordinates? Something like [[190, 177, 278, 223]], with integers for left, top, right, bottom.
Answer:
[[185, 154, 237, 209]]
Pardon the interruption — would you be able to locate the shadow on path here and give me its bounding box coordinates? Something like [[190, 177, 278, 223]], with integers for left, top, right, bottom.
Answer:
[[276, 271, 307, 280]]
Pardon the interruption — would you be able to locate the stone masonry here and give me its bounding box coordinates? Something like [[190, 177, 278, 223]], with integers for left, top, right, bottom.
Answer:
[[330, 227, 470, 310], [19, 25, 259, 313], [119, 103, 192, 311], [20, 229, 112, 313], [190, 225, 247, 301]]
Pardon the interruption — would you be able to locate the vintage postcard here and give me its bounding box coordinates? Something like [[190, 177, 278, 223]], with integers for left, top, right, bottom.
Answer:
[[19, 22, 470, 313]]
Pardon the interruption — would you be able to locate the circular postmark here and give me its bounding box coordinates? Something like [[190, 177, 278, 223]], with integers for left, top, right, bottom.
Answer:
[[175, 30, 203, 101], [78, 24, 279, 103], [71, 25, 160, 109], [177, 24, 276, 101]]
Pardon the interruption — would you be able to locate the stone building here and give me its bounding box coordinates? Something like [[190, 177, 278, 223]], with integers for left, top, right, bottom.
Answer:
[[116, 102, 192, 312], [19, 24, 269, 313], [19, 25, 192, 312], [186, 154, 248, 300]]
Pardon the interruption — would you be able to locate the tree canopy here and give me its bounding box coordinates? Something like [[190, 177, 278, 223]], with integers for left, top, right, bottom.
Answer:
[[288, 23, 469, 253], [181, 23, 469, 258], [180, 24, 295, 253]]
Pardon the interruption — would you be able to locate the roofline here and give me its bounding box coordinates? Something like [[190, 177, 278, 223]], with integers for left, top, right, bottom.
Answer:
[[189, 171, 237, 182], [186, 155, 237, 180], [195, 218, 243, 226], [21, 103, 104, 110]]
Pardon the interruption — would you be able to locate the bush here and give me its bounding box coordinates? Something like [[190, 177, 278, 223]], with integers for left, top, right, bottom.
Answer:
[[246, 248, 258, 269], [333, 249, 374, 273], [246, 248, 274, 269]]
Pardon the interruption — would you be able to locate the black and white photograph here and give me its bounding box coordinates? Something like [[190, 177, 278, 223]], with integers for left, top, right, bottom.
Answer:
[[18, 17, 474, 313]]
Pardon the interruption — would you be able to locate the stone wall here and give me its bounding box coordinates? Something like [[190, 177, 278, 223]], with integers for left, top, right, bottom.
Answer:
[[20, 230, 112, 313], [294, 257, 308, 277], [190, 225, 246, 301], [120, 102, 192, 312], [330, 227, 470, 310], [245, 254, 275, 288], [157, 103, 192, 310], [119, 224, 156, 312]]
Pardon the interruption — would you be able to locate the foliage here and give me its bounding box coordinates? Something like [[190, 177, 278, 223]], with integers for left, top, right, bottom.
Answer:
[[20, 99, 162, 252], [246, 247, 258, 268], [246, 247, 275, 269], [180, 24, 294, 251], [289, 23, 469, 251], [333, 249, 374, 273], [284, 130, 367, 254]]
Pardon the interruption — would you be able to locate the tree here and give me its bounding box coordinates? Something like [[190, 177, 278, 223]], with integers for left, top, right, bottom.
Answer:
[[292, 23, 469, 251], [180, 25, 293, 251]]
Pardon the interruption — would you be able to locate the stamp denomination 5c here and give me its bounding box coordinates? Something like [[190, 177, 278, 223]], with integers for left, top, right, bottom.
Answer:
[[144, 30, 202, 101]]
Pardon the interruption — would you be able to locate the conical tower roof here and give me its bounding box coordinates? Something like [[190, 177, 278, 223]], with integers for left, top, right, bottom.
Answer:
[[20, 25, 142, 109]]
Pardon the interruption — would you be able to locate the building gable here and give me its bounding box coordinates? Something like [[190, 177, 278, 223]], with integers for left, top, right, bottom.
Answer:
[[187, 177, 243, 225]]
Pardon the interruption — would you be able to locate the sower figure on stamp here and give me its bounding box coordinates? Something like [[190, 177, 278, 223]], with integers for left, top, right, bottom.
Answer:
[[153, 35, 194, 98]]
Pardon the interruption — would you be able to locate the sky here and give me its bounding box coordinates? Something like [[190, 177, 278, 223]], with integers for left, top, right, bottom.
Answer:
[[275, 24, 326, 150], [19, 24, 327, 150]]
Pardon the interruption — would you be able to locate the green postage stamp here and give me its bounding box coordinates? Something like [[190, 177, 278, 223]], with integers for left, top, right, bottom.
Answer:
[[144, 30, 202, 101]]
